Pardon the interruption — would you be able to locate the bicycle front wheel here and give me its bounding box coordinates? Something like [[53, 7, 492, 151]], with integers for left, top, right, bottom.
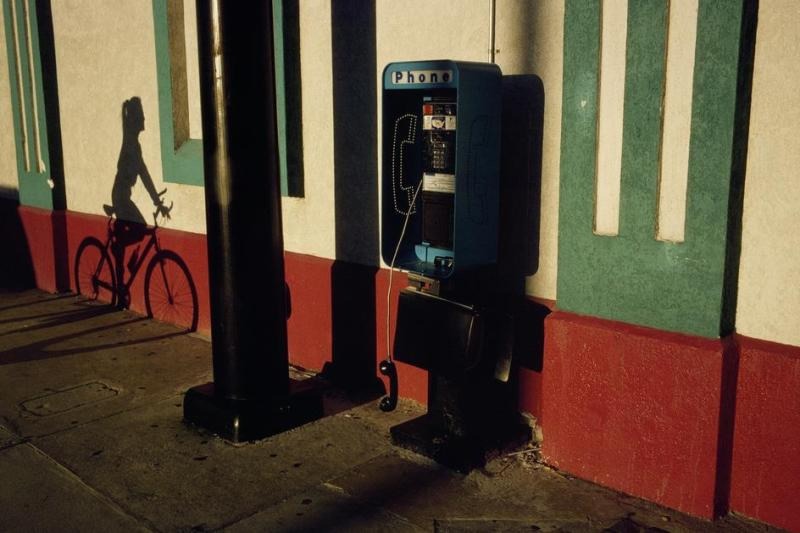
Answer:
[[144, 250, 199, 332], [74, 237, 117, 306]]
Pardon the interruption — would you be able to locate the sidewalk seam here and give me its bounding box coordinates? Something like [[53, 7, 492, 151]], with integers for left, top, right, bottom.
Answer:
[[23, 441, 161, 533]]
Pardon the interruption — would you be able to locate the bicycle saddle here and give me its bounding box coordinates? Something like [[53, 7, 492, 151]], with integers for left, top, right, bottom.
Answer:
[[102, 204, 115, 217]]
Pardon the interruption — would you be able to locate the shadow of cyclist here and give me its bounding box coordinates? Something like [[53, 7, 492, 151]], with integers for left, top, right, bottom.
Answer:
[[110, 97, 170, 308]]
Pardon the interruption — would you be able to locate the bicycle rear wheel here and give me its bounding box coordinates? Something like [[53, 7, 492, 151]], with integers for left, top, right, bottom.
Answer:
[[144, 250, 198, 332], [74, 237, 117, 306]]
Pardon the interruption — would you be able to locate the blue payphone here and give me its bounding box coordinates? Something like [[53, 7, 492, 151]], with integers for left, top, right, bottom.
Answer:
[[379, 61, 528, 471], [381, 60, 502, 280]]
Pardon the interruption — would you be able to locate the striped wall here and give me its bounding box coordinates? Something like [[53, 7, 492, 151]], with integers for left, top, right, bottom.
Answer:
[[556, 0, 749, 338], [2, 0, 52, 208], [544, 2, 800, 527]]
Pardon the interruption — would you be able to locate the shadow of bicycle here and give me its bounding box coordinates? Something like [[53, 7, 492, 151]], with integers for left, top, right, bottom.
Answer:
[[73, 97, 198, 333], [0, 296, 191, 366], [73, 213, 199, 333]]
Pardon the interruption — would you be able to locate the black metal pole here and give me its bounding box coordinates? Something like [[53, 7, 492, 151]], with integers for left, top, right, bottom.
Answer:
[[196, 0, 287, 400], [184, 0, 321, 441]]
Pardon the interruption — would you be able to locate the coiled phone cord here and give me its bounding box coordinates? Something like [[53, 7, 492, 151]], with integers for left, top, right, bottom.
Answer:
[[380, 179, 424, 411]]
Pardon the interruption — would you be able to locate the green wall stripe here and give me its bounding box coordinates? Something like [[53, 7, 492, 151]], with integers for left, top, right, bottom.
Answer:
[[2, 0, 52, 209], [685, 1, 743, 254], [152, 0, 204, 187], [619, 0, 667, 241], [28, 0, 50, 176], [273, 0, 289, 197], [273, 0, 304, 198], [559, 0, 600, 240], [557, 0, 749, 338]]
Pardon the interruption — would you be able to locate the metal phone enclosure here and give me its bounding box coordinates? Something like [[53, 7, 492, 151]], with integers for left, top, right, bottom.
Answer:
[[381, 60, 501, 280]]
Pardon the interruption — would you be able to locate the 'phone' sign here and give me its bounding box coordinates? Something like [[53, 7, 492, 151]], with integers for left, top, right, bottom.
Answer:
[[392, 70, 452, 85]]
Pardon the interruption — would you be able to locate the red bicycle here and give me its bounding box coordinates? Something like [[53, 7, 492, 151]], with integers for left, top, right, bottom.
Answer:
[[73, 203, 198, 332]]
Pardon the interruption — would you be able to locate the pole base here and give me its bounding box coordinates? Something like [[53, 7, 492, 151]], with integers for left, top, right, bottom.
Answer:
[[183, 381, 323, 443], [390, 414, 531, 473]]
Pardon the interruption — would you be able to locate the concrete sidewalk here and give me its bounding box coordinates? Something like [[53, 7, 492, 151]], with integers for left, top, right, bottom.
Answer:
[[0, 289, 780, 532]]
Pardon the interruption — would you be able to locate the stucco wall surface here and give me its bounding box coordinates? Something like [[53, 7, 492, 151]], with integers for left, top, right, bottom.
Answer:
[[0, 4, 19, 197], [736, 1, 800, 347], [49, 0, 205, 234]]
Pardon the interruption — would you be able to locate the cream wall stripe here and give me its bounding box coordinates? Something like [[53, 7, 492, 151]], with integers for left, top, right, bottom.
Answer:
[[0, 0, 21, 195], [594, 0, 627, 236], [657, 0, 697, 243], [183, 0, 202, 140], [736, 0, 800, 347]]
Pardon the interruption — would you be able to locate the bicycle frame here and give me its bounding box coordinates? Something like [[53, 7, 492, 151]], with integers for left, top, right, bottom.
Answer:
[[94, 213, 165, 296], [118, 228, 161, 293]]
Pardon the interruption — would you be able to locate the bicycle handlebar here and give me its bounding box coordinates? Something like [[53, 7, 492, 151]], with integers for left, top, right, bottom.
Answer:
[[153, 201, 174, 226]]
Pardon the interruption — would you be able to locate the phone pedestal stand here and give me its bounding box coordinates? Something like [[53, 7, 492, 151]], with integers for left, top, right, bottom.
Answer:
[[387, 288, 531, 472]]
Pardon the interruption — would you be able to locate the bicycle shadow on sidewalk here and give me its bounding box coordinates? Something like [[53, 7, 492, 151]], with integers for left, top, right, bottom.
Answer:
[[73, 97, 199, 333], [0, 303, 116, 335], [0, 298, 191, 366]]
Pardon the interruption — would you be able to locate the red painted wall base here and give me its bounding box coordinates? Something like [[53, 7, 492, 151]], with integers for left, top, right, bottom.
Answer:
[[541, 311, 737, 519], [17, 206, 69, 293], [731, 335, 800, 532]]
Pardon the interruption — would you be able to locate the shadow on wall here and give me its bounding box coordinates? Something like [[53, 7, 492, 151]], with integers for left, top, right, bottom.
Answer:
[[72, 98, 199, 333], [38, 0, 70, 292], [498, 75, 549, 374], [0, 189, 35, 290], [323, 0, 384, 395]]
